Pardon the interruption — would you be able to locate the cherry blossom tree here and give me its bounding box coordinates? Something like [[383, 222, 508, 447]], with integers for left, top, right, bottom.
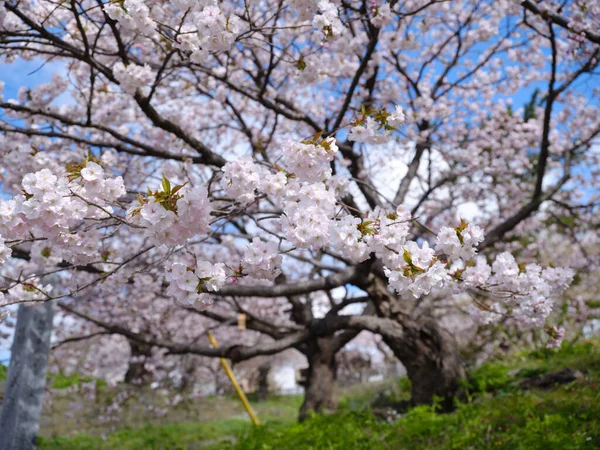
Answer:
[[1, 0, 598, 419]]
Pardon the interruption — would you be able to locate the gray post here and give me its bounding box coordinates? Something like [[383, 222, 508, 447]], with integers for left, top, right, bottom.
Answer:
[[0, 302, 54, 450]]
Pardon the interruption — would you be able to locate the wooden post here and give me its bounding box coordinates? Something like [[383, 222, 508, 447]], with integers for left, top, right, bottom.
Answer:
[[207, 332, 260, 425]]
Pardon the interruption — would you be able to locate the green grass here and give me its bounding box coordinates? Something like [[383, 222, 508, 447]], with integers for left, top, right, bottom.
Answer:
[[49, 372, 107, 389], [37, 339, 600, 450], [0, 364, 7, 381], [38, 420, 249, 450], [225, 340, 600, 450]]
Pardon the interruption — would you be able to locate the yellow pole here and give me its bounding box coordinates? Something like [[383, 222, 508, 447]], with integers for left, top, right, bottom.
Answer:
[[207, 332, 260, 425]]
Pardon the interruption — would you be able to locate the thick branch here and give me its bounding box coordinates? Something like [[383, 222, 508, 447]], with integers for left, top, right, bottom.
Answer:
[[58, 302, 310, 362], [213, 266, 361, 298], [521, 1, 600, 45]]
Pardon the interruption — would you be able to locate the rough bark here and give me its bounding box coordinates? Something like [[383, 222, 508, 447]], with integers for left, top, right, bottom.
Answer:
[[382, 319, 465, 410], [366, 276, 466, 411], [298, 337, 338, 421]]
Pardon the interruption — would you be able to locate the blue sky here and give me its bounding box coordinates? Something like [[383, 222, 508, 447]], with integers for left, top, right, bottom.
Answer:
[[1, 58, 68, 100]]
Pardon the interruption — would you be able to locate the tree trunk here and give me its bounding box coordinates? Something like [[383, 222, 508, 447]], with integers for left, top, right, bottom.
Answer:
[[367, 276, 465, 411], [0, 302, 54, 450], [178, 355, 196, 392], [383, 318, 465, 411], [257, 362, 270, 402], [124, 339, 152, 385], [298, 337, 338, 421]]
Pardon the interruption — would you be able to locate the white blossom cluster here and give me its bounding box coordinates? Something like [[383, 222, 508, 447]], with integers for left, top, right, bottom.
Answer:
[[220, 157, 262, 204], [312, 0, 344, 42], [370, 2, 393, 28], [348, 105, 406, 145], [113, 62, 154, 95], [104, 2, 241, 63], [330, 215, 370, 262], [165, 261, 226, 308], [0, 162, 125, 266], [282, 181, 337, 248], [0, 4, 6, 28], [282, 137, 338, 182], [242, 238, 283, 281], [104, 0, 155, 32], [194, 6, 241, 58], [436, 223, 485, 261], [0, 277, 54, 308], [0, 132, 574, 341], [465, 252, 574, 344], [127, 185, 212, 247]]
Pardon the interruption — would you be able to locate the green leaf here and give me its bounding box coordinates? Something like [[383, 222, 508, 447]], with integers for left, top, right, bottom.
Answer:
[[403, 248, 412, 265], [162, 175, 171, 195], [171, 182, 188, 196], [296, 58, 306, 71]]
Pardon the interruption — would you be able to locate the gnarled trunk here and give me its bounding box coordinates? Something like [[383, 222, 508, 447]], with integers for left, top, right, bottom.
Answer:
[[367, 276, 465, 411], [298, 337, 338, 421], [383, 318, 465, 411]]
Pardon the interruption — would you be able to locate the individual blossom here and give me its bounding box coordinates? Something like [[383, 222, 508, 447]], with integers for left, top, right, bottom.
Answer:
[[140, 200, 169, 226], [387, 105, 406, 128], [461, 256, 492, 287], [80, 161, 104, 181], [490, 252, 520, 291], [75, 161, 126, 203], [326, 174, 350, 198], [22, 168, 57, 197], [260, 171, 288, 199]]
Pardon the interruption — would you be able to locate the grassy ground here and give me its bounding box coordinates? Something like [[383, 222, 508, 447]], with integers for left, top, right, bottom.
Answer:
[[33, 338, 600, 449]]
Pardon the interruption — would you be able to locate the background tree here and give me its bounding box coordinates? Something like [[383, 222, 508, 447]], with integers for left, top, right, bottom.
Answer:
[[1, 0, 598, 420]]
